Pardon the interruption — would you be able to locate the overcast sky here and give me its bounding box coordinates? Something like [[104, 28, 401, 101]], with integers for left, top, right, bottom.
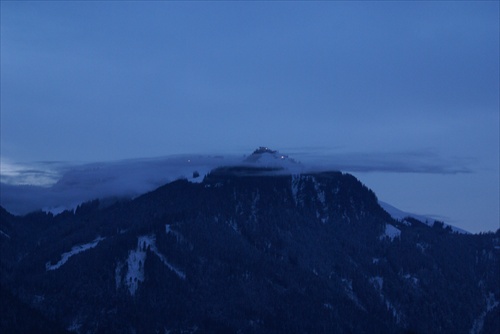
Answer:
[[1, 1, 498, 233]]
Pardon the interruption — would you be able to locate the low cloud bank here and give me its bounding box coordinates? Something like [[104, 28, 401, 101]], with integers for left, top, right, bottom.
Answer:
[[0, 155, 239, 215], [0, 150, 471, 216], [297, 150, 472, 174]]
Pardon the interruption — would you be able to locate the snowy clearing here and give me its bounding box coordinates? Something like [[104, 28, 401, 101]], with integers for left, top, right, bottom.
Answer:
[[46, 237, 105, 271]]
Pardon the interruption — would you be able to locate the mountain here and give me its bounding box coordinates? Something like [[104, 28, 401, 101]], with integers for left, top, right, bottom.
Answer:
[[242, 147, 300, 169], [378, 201, 470, 234], [1, 158, 499, 333]]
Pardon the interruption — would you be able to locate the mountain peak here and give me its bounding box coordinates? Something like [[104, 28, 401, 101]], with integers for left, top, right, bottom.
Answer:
[[251, 147, 278, 155], [243, 147, 298, 168]]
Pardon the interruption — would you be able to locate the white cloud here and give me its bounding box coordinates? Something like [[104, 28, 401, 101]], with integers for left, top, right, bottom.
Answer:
[[0, 158, 61, 186], [0, 150, 473, 216]]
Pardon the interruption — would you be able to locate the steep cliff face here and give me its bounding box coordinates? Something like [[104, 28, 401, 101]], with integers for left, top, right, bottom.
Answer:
[[1, 167, 499, 333]]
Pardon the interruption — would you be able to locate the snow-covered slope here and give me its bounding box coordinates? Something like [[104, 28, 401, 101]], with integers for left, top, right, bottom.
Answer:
[[379, 201, 432, 223], [379, 201, 469, 234]]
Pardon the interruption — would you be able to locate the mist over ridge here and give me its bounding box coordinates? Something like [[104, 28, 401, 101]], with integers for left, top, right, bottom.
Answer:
[[1, 147, 490, 233]]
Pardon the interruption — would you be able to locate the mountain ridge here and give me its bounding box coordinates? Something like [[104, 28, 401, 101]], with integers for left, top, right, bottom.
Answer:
[[1, 156, 499, 333]]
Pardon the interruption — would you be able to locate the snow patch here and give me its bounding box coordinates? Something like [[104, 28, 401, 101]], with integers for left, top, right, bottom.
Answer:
[[313, 177, 329, 223], [165, 224, 183, 242], [370, 276, 384, 291], [0, 229, 11, 239], [123, 234, 186, 296], [165, 224, 193, 250], [311, 176, 326, 207], [486, 292, 499, 312], [323, 303, 334, 310], [67, 319, 82, 333], [470, 292, 499, 334], [341, 278, 365, 310], [386, 300, 403, 324], [227, 219, 239, 233], [380, 224, 401, 241], [165, 224, 172, 234], [115, 261, 124, 290], [402, 273, 419, 286], [46, 236, 105, 271], [416, 242, 429, 253], [369, 275, 404, 324], [124, 236, 150, 295], [251, 191, 260, 220], [291, 174, 302, 206]]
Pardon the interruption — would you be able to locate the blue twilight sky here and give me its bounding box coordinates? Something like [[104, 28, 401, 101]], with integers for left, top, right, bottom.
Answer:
[[1, 1, 499, 233]]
